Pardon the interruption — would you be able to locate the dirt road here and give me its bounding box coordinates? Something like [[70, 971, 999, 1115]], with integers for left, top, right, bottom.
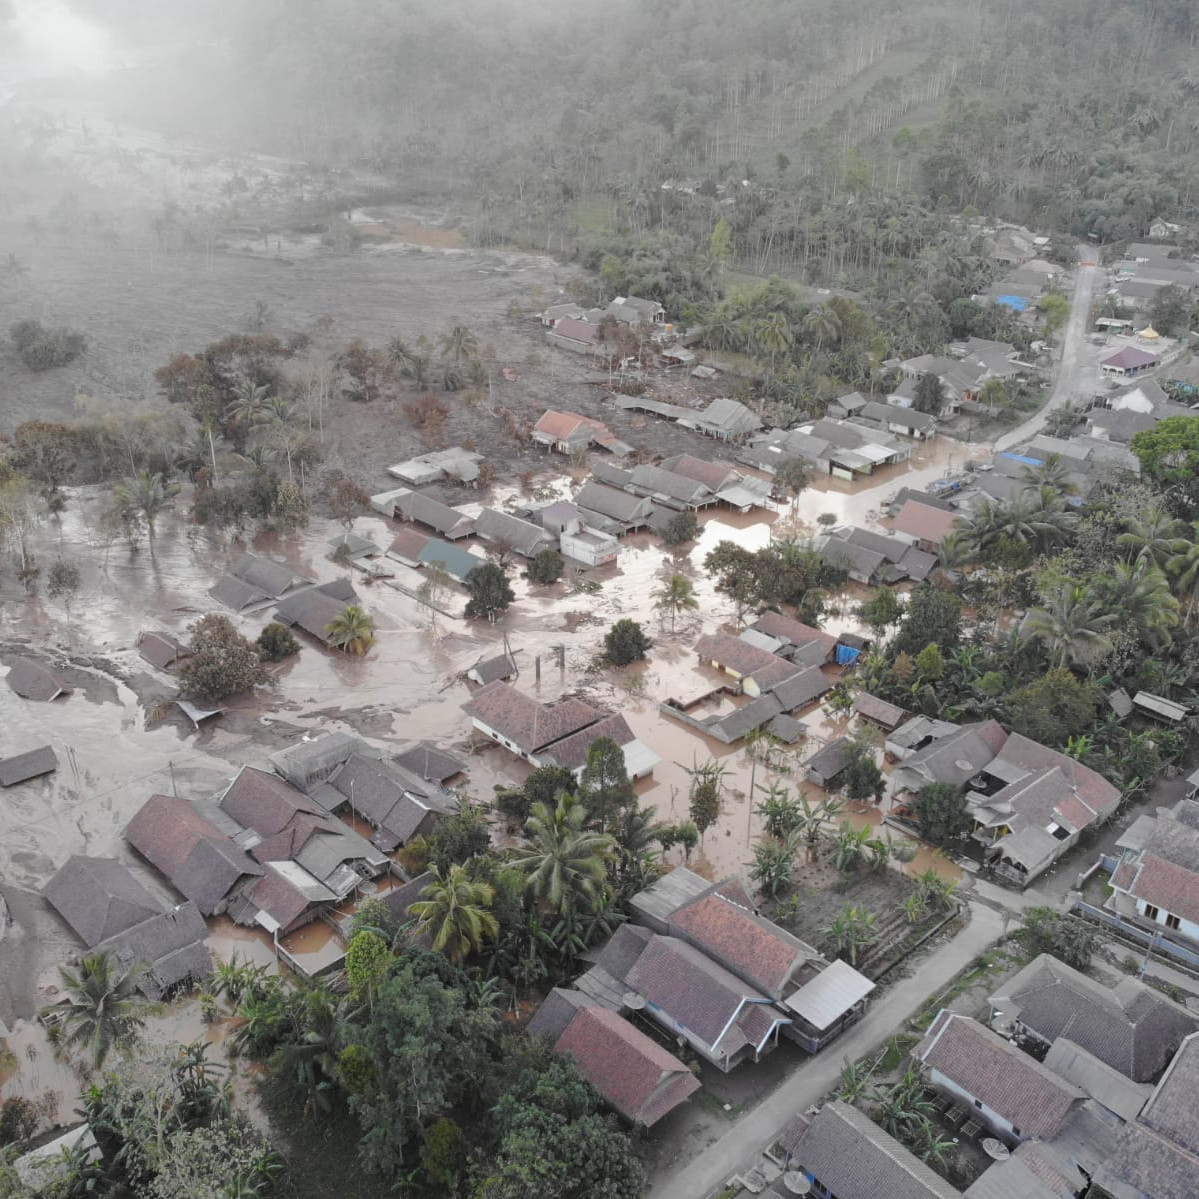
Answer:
[[994, 246, 1098, 452], [647, 904, 1006, 1199]]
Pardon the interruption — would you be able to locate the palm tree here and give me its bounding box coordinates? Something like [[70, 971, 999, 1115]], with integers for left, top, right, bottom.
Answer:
[[752, 311, 793, 372], [49, 950, 147, 1068], [652, 572, 698, 632], [1018, 453, 1079, 497], [801, 304, 841, 353], [511, 793, 614, 915], [1022, 582, 1115, 668], [1168, 524, 1199, 621], [1096, 561, 1179, 649], [1119, 507, 1186, 569], [325, 604, 375, 654], [112, 470, 179, 550], [227, 378, 272, 427], [439, 324, 478, 367], [408, 864, 499, 964]]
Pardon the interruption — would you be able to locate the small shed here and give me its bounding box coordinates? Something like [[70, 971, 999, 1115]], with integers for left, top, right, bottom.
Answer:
[[175, 700, 224, 729], [5, 657, 70, 702], [468, 652, 519, 686], [804, 737, 856, 788], [0, 745, 58, 786], [138, 631, 191, 671], [852, 693, 906, 731], [1107, 688, 1135, 719], [1132, 691, 1188, 723], [328, 531, 379, 561]]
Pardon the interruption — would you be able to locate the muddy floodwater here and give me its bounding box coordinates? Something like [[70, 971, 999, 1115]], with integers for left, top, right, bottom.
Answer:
[[0, 444, 973, 1096]]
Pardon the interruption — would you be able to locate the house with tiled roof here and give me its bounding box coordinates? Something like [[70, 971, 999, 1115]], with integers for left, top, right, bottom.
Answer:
[[462, 681, 605, 761], [914, 1011, 1086, 1142], [750, 611, 837, 665], [625, 933, 791, 1071], [553, 1005, 700, 1127], [891, 498, 959, 553], [125, 794, 262, 916], [1107, 797, 1199, 949], [329, 754, 457, 852], [989, 953, 1196, 1084], [532, 410, 632, 457], [535, 711, 660, 781], [43, 856, 161, 947], [781, 1101, 963, 1199], [474, 508, 558, 559]]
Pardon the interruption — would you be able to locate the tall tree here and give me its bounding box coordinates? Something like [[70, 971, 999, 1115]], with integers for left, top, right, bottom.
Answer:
[[326, 604, 376, 655], [49, 950, 147, 1069], [511, 794, 614, 915], [408, 864, 499, 964], [112, 470, 180, 550], [578, 737, 635, 831], [651, 572, 698, 632]]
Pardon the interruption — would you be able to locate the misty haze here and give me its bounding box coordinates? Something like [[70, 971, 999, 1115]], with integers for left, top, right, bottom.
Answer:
[[1, 3, 1199, 1198]]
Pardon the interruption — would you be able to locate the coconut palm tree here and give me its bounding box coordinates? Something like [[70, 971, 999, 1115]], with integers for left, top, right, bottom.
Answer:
[[1167, 524, 1199, 621], [227, 378, 273, 427], [651, 572, 698, 632], [1018, 452, 1079, 497], [511, 793, 614, 915], [1022, 582, 1115, 668], [325, 604, 375, 654], [1095, 560, 1179, 648], [49, 950, 147, 1068], [752, 311, 793, 371], [112, 470, 179, 550], [1119, 507, 1186, 569], [801, 304, 842, 353], [408, 864, 499, 964], [439, 324, 478, 367]]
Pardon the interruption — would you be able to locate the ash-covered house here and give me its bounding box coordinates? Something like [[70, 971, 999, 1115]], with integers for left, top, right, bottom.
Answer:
[[273, 579, 362, 646], [5, 656, 70, 702], [392, 490, 476, 540], [42, 855, 213, 1000], [531, 410, 633, 458], [1103, 796, 1199, 951], [474, 508, 558, 559], [558, 868, 874, 1067], [208, 553, 311, 613], [988, 953, 1197, 1085], [461, 681, 659, 780], [890, 720, 1120, 886]]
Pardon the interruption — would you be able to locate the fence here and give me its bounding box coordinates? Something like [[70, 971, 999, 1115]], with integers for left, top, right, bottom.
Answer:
[[1072, 899, 1199, 972]]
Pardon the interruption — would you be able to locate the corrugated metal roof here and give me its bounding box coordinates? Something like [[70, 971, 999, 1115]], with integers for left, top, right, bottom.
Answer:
[[785, 959, 875, 1030]]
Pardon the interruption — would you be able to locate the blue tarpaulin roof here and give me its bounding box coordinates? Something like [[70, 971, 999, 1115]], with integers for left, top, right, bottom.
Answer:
[[1000, 451, 1042, 466], [996, 295, 1029, 312], [835, 645, 861, 666]]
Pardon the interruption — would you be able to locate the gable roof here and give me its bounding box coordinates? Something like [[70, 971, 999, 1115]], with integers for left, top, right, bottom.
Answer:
[[388, 526, 433, 563], [475, 507, 557, 557], [269, 731, 361, 792], [657, 453, 741, 492], [1091, 1122, 1199, 1199], [274, 580, 360, 643], [0, 745, 58, 786], [769, 664, 831, 712], [782, 1102, 962, 1199], [393, 490, 475, 539], [230, 553, 307, 598], [555, 1005, 701, 1126], [1102, 346, 1160, 370], [208, 574, 271, 612], [552, 316, 600, 343], [628, 464, 713, 506], [853, 693, 906, 729], [1139, 1032, 1199, 1154], [534, 409, 605, 444], [896, 720, 1008, 790], [805, 736, 856, 781], [750, 612, 836, 659], [461, 681, 604, 754], [6, 656, 69, 701], [628, 867, 754, 930], [417, 537, 484, 581], [668, 891, 815, 999], [1041, 1038, 1152, 1122], [220, 766, 325, 837], [393, 743, 464, 784], [95, 901, 212, 1001], [126, 794, 261, 913], [991, 953, 1196, 1083], [693, 397, 761, 437], [138, 631, 190, 670], [915, 1012, 1084, 1139], [575, 480, 653, 524], [694, 631, 781, 678], [469, 651, 519, 684], [536, 711, 637, 772], [625, 933, 788, 1057], [892, 499, 958, 546], [43, 856, 161, 947]]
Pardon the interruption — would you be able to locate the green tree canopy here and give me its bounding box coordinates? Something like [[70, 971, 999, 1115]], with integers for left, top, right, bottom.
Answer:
[[603, 618, 652, 665], [465, 562, 516, 620], [912, 783, 970, 848], [1132, 415, 1199, 513]]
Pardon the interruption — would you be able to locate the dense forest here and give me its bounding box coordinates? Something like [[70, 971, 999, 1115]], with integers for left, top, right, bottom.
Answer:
[[82, 0, 1199, 258]]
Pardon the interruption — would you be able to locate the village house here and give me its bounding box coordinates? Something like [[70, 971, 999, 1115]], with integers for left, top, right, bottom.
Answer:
[[891, 720, 1120, 886], [474, 507, 559, 559], [606, 295, 667, 326], [531, 409, 633, 457], [804, 737, 857, 788], [5, 656, 70, 702], [0, 745, 58, 787], [988, 953, 1197, 1085], [386, 446, 484, 486], [574, 479, 655, 533], [137, 631, 191, 671], [552, 507, 620, 567], [890, 498, 959, 555], [467, 650, 519, 686], [1105, 797, 1199, 950], [392, 743, 465, 787], [392, 489, 476, 540], [273, 579, 362, 646], [781, 1101, 964, 1199], [526, 997, 700, 1128], [537, 301, 586, 328], [1099, 346, 1160, 380], [914, 1011, 1086, 1143], [535, 711, 660, 781], [545, 315, 600, 354], [858, 399, 937, 441]]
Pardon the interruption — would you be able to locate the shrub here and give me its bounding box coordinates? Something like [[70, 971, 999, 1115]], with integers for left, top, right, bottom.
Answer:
[[661, 510, 699, 546], [1022, 906, 1098, 970], [604, 618, 652, 666], [524, 548, 564, 585], [11, 319, 85, 371], [256, 623, 299, 662]]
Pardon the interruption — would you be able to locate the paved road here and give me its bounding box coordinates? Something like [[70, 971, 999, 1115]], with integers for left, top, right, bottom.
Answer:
[[649, 904, 1006, 1199], [994, 247, 1099, 452]]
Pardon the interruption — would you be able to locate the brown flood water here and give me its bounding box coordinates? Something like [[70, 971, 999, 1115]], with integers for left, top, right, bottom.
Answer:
[[0, 452, 970, 1108]]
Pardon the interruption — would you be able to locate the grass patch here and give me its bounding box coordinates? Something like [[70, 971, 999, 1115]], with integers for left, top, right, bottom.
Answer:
[[879, 1034, 919, 1072], [568, 200, 615, 235], [908, 939, 1035, 1033]]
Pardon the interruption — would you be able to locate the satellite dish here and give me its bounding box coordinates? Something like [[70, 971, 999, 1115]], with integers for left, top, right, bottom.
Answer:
[[624, 992, 647, 1011], [955, 759, 975, 772]]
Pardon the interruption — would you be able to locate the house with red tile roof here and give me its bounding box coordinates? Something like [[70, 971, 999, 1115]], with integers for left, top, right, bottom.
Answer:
[[1107, 798, 1199, 950], [462, 681, 605, 761], [554, 1005, 700, 1127], [914, 1011, 1086, 1142], [890, 498, 959, 553]]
